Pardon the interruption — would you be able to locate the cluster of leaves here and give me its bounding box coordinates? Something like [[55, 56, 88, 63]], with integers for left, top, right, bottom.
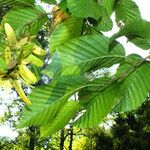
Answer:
[[0, 0, 150, 137]]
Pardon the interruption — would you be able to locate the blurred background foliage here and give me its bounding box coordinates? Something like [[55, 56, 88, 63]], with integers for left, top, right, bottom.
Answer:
[[0, 99, 150, 149]]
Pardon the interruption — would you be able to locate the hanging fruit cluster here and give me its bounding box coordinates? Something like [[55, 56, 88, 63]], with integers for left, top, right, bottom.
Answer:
[[0, 23, 47, 105]]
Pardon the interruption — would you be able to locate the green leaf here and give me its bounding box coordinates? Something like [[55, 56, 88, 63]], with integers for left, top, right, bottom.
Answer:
[[75, 59, 150, 127], [43, 34, 125, 78], [101, 0, 115, 16], [129, 38, 150, 50], [115, 54, 143, 77], [96, 7, 113, 32], [67, 0, 102, 20], [2, 5, 48, 36], [41, 0, 56, 4], [75, 82, 119, 128], [30, 65, 42, 82], [114, 62, 150, 112], [0, 0, 35, 6], [40, 101, 81, 137], [0, 58, 7, 73], [78, 77, 111, 102], [42, 53, 62, 79], [0, 29, 6, 51], [115, 0, 141, 24], [59, 0, 67, 11], [46, 34, 125, 77], [111, 19, 150, 50], [50, 16, 83, 53], [97, 17, 113, 32], [18, 76, 88, 127]]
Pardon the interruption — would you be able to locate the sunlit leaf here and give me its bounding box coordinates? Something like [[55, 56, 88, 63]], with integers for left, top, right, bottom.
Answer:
[[44, 34, 125, 78], [115, 0, 141, 24], [18, 76, 88, 127], [50, 16, 83, 53]]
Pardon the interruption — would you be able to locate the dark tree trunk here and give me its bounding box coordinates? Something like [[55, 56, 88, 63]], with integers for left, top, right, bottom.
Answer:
[[60, 129, 65, 150], [29, 126, 35, 150], [29, 136, 35, 150], [69, 125, 73, 150]]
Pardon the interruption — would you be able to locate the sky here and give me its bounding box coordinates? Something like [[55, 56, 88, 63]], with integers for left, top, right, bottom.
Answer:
[[0, 0, 150, 139]]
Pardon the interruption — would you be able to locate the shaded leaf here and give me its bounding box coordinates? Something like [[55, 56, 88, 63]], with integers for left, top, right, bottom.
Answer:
[[115, 54, 143, 77], [41, 0, 56, 4], [114, 62, 150, 112], [42, 53, 62, 79], [2, 5, 48, 36], [111, 19, 150, 50], [75, 83, 119, 127], [40, 101, 81, 137], [0, 58, 8, 73], [0, 0, 35, 6], [101, 0, 115, 16], [96, 6, 113, 32], [67, 0, 102, 20]]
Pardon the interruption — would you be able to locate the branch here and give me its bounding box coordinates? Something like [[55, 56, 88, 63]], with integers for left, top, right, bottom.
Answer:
[[85, 55, 149, 105]]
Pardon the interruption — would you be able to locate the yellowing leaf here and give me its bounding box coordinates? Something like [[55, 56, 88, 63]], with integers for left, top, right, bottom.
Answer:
[[18, 65, 37, 84], [52, 6, 69, 28], [12, 80, 31, 105], [32, 45, 47, 56], [21, 54, 44, 67], [5, 46, 11, 65], [4, 23, 17, 47]]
